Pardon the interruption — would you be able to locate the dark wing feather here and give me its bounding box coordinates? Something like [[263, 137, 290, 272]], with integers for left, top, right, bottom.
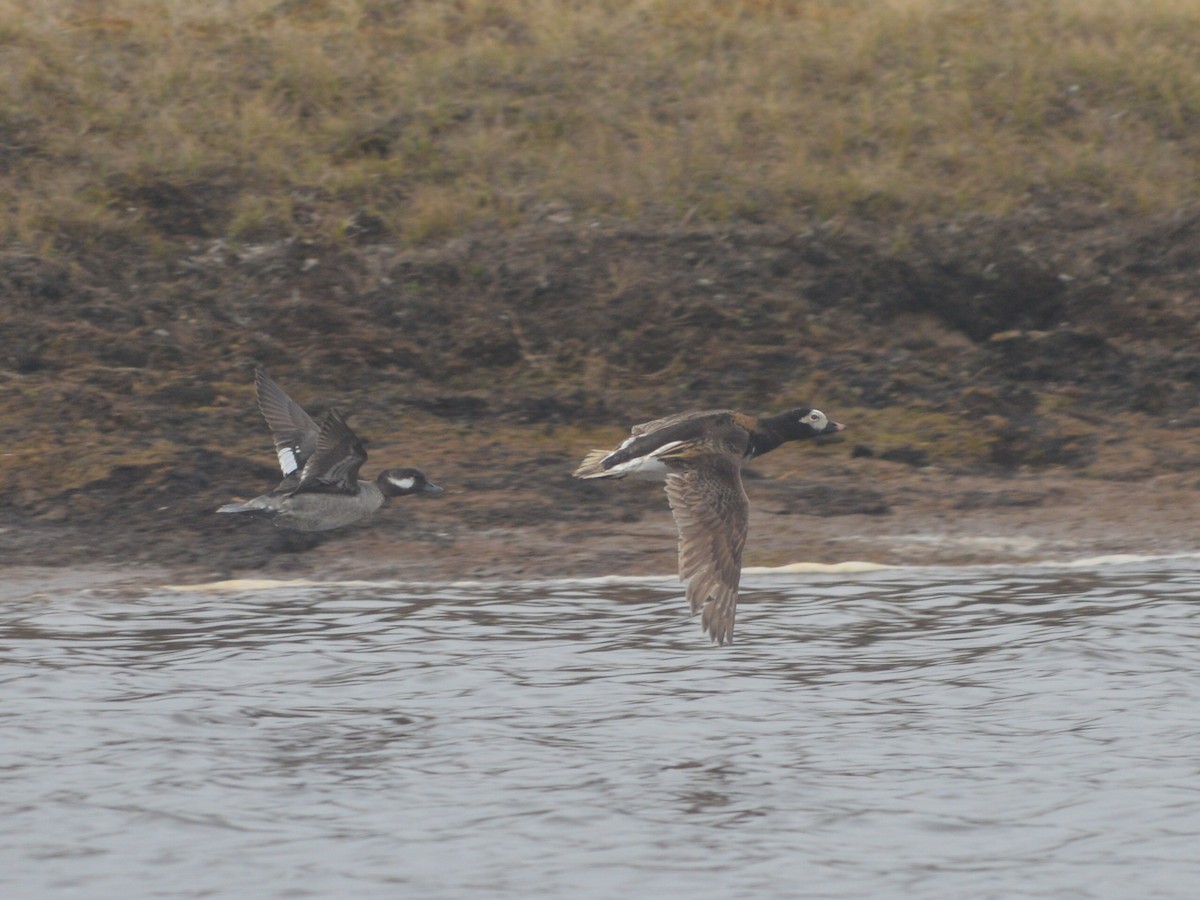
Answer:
[[664, 456, 749, 645], [630, 409, 730, 437], [255, 369, 320, 479], [595, 410, 739, 473], [292, 408, 367, 495]]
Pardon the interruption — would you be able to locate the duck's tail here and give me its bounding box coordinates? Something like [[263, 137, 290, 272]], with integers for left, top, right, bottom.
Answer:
[[572, 449, 618, 479], [216, 497, 272, 515]]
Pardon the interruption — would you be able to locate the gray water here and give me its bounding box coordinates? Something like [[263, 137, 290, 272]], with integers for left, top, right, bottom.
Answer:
[[3, 559, 1200, 899]]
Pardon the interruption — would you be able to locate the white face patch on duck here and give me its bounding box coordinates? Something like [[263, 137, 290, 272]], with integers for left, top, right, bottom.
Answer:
[[801, 409, 828, 432], [386, 475, 417, 492]]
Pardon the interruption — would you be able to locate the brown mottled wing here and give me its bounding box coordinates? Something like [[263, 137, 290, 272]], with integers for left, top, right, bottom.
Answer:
[[631, 409, 730, 437], [255, 368, 320, 479], [664, 456, 749, 645], [292, 409, 367, 495]]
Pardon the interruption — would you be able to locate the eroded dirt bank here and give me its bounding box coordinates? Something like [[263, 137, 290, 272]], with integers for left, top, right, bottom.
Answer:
[[3, 207, 1200, 584]]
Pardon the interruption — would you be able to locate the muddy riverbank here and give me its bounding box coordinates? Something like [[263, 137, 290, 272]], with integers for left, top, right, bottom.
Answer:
[[3, 208, 1200, 584]]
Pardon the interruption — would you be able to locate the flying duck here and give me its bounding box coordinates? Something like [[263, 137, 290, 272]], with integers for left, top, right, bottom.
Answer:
[[217, 369, 443, 531], [573, 407, 845, 644]]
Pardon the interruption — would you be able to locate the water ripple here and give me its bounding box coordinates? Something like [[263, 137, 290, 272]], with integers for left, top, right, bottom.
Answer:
[[2, 560, 1200, 897]]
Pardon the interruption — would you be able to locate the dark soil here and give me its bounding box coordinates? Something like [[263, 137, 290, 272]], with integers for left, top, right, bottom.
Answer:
[[3, 205, 1200, 585]]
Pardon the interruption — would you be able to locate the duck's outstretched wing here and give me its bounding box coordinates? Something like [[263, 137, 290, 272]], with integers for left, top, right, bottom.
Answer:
[[255, 368, 320, 480], [293, 408, 368, 495], [573, 410, 736, 479], [664, 455, 749, 645], [630, 409, 728, 437]]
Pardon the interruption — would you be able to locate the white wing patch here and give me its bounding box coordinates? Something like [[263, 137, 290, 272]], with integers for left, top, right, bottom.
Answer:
[[600, 439, 689, 481], [651, 440, 686, 458], [277, 447, 298, 476], [614, 434, 639, 452], [608, 457, 670, 481]]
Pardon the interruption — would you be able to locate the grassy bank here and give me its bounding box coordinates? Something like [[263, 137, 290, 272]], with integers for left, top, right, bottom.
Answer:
[[3, 0, 1200, 252]]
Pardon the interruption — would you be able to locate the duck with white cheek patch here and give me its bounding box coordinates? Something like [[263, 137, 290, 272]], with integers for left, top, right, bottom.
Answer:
[[574, 406, 845, 645], [217, 369, 444, 532]]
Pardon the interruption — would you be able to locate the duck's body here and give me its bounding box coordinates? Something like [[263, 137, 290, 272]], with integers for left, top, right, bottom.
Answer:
[[217, 467, 437, 532], [574, 407, 844, 644], [217, 369, 442, 532]]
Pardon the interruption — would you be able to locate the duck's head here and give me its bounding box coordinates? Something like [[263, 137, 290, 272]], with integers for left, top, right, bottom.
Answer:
[[771, 407, 847, 440], [377, 467, 445, 498]]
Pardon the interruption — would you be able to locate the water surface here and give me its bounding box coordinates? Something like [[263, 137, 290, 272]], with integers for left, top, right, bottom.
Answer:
[[3, 559, 1200, 897]]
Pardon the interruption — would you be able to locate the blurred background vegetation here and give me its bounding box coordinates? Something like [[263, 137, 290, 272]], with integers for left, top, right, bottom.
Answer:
[[3, 0, 1200, 252]]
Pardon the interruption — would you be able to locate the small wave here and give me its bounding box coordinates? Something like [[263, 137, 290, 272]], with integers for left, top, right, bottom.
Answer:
[[165, 578, 372, 592], [1032, 552, 1200, 569], [163, 573, 683, 593], [164, 552, 1200, 593], [743, 561, 895, 575]]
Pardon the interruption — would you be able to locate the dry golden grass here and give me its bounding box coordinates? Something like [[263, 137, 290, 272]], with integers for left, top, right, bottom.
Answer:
[[2, 0, 1200, 250]]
